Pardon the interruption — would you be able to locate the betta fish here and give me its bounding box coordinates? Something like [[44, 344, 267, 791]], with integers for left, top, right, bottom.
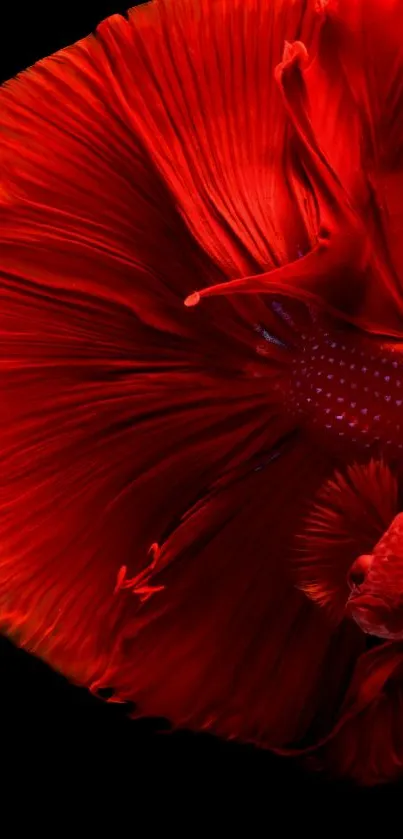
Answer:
[[2, 0, 403, 785]]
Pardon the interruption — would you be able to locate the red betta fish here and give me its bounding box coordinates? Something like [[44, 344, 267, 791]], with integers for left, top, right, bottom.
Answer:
[[2, 0, 403, 786]]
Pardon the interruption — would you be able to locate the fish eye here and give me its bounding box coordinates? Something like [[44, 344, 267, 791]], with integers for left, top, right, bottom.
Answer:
[[347, 554, 373, 589]]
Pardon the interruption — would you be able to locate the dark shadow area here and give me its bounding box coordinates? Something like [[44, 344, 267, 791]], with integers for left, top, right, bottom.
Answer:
[[1, 4, 131, 83], [1, 634, 397, 799]]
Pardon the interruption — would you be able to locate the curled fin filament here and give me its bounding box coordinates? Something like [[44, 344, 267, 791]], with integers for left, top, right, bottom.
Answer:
[[114, 543, 164, 603]]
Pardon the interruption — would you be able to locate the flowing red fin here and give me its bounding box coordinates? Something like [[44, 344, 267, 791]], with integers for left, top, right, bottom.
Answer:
[[184, 12, 403, 336], [183, 35, 372, 325], [119, 0, 326, 280], [324, 641, 403, 785], [94, 436, 347, 750]]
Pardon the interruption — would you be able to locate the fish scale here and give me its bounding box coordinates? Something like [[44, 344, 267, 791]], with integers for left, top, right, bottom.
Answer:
[[264, 301, 403, 457]]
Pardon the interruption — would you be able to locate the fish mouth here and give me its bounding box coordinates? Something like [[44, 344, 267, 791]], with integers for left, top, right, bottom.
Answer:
[[346, 591, 391, 636], [346, 590, 387, 619], [346, 591, 386, 609], [347, 591, 403, 640]]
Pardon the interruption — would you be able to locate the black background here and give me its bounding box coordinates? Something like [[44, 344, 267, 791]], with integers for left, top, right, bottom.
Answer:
[[0, 1, 400, 802]]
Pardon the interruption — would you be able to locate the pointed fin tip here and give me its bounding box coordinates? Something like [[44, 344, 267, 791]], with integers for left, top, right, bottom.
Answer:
[[184, 292, 200, 308], [281, 40, 309, 67], [315, 0, 338, 14]]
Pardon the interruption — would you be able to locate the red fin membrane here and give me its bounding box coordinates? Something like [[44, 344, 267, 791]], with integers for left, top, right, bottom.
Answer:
[[92, 437, 362, 752], [115, 0, 324, 280], [4, 0, 403, 786], [185, 15, 403, 336], [325, 641, 403, 785], [0, 18, 289, 683]]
